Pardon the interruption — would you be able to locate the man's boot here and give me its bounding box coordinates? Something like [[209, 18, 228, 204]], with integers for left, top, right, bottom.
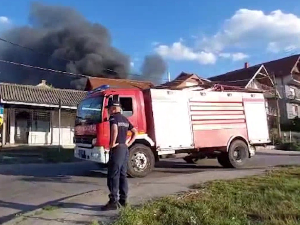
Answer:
[[101, 200, 119, 211], [119, 199, 128, 207]]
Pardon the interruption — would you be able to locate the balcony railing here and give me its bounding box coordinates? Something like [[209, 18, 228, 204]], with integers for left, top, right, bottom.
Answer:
[[286, 91, 300, 101], [248, 81, 274, 92]]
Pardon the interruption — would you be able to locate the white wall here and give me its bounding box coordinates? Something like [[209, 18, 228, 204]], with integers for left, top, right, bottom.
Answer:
[[51, 110, 76, 146], [9, 109, 15, 144], [28, 131, 51, 145], [7, 108, 76, 146]]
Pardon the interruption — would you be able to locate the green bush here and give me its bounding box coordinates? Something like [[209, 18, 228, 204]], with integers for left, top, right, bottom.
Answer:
[[269, 128, 282, 145], [281, 116, 300, 132]]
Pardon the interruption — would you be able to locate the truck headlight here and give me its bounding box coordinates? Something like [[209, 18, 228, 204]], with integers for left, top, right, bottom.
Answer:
[[92, 138, 97, 145]]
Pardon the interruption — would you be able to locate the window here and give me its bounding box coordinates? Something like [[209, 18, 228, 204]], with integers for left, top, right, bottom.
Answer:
[[32, 111, 50, 132], [292, 105, 298, 116], [76, 96, 103, 124], [120, 97, 133, 117], [289, 87, 296, 98]]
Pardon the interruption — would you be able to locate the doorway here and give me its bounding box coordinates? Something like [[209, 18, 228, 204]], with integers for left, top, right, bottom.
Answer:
[[15, 111, 30, 144]]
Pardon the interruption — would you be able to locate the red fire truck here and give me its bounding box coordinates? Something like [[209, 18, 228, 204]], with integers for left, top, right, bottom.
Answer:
[[74, 84, 270, 178]]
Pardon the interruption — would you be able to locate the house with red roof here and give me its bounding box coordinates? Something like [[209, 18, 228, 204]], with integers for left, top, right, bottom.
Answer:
[[157, 72, 212, 89], [209, 55, 300, 124]]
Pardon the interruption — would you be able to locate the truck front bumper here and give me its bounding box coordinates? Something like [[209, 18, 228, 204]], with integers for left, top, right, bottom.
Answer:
[[74, 146, 109, 164]]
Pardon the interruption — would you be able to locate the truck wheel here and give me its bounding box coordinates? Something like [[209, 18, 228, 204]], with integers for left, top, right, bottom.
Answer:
[[218, 140, 249, 168], [217, 153, 231, 168], [127, 144, 155, 178]]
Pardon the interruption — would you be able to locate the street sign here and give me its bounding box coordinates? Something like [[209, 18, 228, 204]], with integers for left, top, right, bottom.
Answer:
[[0, 104, 3, 116]]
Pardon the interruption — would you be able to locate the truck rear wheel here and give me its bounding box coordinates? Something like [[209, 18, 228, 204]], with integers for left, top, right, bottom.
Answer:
[[217, 140, 249, 168], [217, 153, 231, 167], [127, 144, 155, 178]]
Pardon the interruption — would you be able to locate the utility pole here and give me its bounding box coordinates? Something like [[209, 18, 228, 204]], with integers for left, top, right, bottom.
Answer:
[[167, 71, 171, 82], [271, 72, 281, 139]]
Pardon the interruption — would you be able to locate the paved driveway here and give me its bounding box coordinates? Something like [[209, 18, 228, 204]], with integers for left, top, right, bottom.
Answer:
[[0, 150, 300, 224]]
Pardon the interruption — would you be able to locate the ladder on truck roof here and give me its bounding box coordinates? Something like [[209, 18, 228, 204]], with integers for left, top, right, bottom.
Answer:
[[177, 83, 265, 93]]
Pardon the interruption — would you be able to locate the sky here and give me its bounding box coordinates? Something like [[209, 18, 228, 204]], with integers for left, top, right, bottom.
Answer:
[[1, 0, 300, 83]]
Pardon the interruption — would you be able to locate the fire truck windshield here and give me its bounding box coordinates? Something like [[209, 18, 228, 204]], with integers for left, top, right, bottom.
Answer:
[[76, 96, 104, 125]]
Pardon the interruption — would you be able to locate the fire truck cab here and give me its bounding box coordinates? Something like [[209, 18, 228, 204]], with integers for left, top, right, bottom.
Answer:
[[74, 85, 156, 177]]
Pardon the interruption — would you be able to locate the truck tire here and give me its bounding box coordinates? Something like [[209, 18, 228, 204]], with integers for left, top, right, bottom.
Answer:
[[127, 144, 155, 178], [218, 140, 249, 168], [217, 153, 231, 167]]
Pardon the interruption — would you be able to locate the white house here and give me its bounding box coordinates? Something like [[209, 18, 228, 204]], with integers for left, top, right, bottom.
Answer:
[[0, 81, 87, 146]]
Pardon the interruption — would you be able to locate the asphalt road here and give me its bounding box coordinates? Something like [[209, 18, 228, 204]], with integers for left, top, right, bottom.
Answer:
[[0, 151, 300, 224]]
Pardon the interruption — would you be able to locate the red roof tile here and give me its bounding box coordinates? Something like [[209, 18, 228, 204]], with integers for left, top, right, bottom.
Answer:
[[86, 77, 154, 91]]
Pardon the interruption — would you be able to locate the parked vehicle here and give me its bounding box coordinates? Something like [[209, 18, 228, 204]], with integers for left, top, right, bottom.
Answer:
[[74, 85, 270, 177]]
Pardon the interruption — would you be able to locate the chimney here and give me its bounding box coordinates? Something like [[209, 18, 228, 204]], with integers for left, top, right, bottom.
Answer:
[[37, 79, 50, 88], [244, 62, 249, 68]]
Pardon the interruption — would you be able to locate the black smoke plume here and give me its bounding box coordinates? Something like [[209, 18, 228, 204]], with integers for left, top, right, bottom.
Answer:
[[141, 54, 167, 85], [0, 2, 167, 89]]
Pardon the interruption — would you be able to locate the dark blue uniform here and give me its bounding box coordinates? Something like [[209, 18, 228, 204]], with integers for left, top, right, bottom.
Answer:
[[107, 112, 133, 204]]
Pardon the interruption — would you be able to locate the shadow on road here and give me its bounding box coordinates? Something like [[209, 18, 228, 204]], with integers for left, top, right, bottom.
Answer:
[[0, 189, 102, 224], [17, 201, 116, 225], [153, 159, 222, 174]]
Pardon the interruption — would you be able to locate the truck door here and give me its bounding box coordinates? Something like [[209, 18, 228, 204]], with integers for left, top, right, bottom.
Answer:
[[243, 96, 270, 144]]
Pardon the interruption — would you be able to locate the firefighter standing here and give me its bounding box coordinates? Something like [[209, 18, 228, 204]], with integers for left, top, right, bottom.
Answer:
[[102, 98, 137, 211]]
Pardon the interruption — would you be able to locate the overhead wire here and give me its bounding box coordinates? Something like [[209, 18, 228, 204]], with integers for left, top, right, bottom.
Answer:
[[0, 36, 168, 81], [0, 57, 269, 86], [0, 36, 276, 85]]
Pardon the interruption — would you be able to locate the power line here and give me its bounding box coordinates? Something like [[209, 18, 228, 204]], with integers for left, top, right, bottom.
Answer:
[[0, 58, 270, 85], [0, 36, 149, 78], [0, 58, 270, 84], [0, 59, 169, 83], [0, 37, 72, 63], [0, 37, 276, 85], [0, 59, 87, 78]]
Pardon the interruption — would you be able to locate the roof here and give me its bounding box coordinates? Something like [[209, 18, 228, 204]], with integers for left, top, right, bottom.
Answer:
[[86, 77, 154, 90], [209, 54, 300, 87], [209, 65, 262, 87], [157, 72, 211, 89], [0, 83, 87, 108], [263, 54, 300, 76]]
